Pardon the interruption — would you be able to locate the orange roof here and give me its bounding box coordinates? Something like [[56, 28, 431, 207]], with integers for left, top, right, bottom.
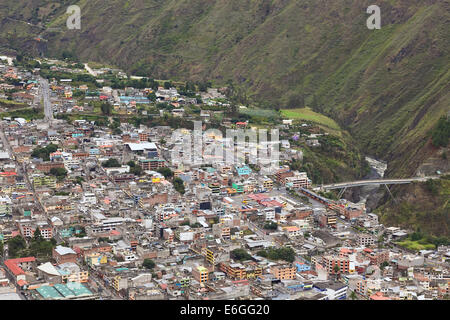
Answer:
[[11, 230, 20, 237], [17, 279, 28, 286], [370, 292, 390, 300], [0, 171, 17, 176], [4, 257, 36, 276], [110, 230, 121, 236]]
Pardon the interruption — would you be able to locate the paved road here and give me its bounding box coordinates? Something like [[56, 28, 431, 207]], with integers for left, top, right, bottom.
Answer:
[[84, 63, 98, 77], [39, 77, 53, 121]]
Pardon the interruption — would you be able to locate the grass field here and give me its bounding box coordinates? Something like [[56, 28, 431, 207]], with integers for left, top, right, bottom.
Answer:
[[240, 108, 279, 119], [396, 240, 436, 251], [281, 107, 341, 130]]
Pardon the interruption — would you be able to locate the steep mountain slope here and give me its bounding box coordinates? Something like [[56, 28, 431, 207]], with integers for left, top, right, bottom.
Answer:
[[0, 0, 448, 177], [376, 175, 450, 238]]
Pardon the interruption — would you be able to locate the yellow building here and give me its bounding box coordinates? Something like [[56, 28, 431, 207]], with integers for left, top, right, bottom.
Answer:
[[33, 175, 57, 188], [61, 270, 89, 283], [193, 266, 209, 284], [85, 253, 108, 266], [202, 247, 215, 265], [263, 178, 273, 190], [112, 276, 128, 292]]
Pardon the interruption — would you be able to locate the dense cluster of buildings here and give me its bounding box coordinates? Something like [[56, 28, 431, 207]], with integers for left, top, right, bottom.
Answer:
[[0, 56, 448, 300]]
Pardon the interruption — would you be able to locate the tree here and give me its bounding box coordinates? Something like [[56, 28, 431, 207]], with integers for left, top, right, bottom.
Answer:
[[163, 81, 172, 89], [263, 221, 278, 230], [129, 164, 143, 176], [173, 177, 185, 194], [258, 247, 295, 263], [75, 176, 85, 186], [102, 158, 121, 168], [100, 102, 112, 115], [198, 81, 209, 92], [257, 250, 268, 258], [350, 291, 357, 300], [7, 236, 27, 258], [147, 92, 157, 102], [49, 167, 68, 180], [31, 143, 58, 161], [33, 227, 44, 243], [157, 167, 173, 179], [190, 222, 202, 228], [431, 116, 450, 147], [231, 249, 252, 261], [334, 265, 340, 274], [143, 259, 156, 269], [185, 81, 196, 92]]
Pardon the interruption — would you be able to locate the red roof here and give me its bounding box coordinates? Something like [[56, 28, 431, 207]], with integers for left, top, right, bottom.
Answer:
[[248, 193, 269, 201], [370, 292, 390, 300], [4, 257, 36, 276], [260, 200, 283, 207], [110, 230, 121, 236], [17, 279, 28, 286]]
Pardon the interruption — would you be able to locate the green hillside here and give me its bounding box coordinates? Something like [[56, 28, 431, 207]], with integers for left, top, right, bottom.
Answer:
[[376, 175, 450, 239], [0, 0, 448, 177]]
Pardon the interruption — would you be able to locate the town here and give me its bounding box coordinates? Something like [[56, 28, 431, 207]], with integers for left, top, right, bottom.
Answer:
[[0, 55, 448, 301]]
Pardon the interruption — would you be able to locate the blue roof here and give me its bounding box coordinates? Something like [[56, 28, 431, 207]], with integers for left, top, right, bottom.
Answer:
[[36, 286, 63, 299]]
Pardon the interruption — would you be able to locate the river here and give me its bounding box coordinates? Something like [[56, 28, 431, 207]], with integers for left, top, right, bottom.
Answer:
[[355, 156, 387, 210]]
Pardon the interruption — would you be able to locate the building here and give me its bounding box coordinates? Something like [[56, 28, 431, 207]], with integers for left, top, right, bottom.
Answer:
[[262, 178, 273, 190], [357, 234, 376, 247], [4, 257, 36, 283], [283, 226, 301, 238], [236, 165, 252, 177], [32, 174, 57, 188], [285, 172, 311, 189], [314, 281, 348, 300], [17, 220, 53, 240], [36, 162, 65, 173], [318, 211, 337, 228], [113, 276, 128, 292], [139, 159, 166, 171], [322, 255, 350, 274], [367, 250, 390, 266], [294, 261, 312, 273], [232, 182, 244, 193], [0, 196, 12, 217], [219, 262, 262, 280], [57, 262, 89, 283], [53, 246, 78, 264], [271, 265, 296, 280], [192, 266, 209, 284]]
